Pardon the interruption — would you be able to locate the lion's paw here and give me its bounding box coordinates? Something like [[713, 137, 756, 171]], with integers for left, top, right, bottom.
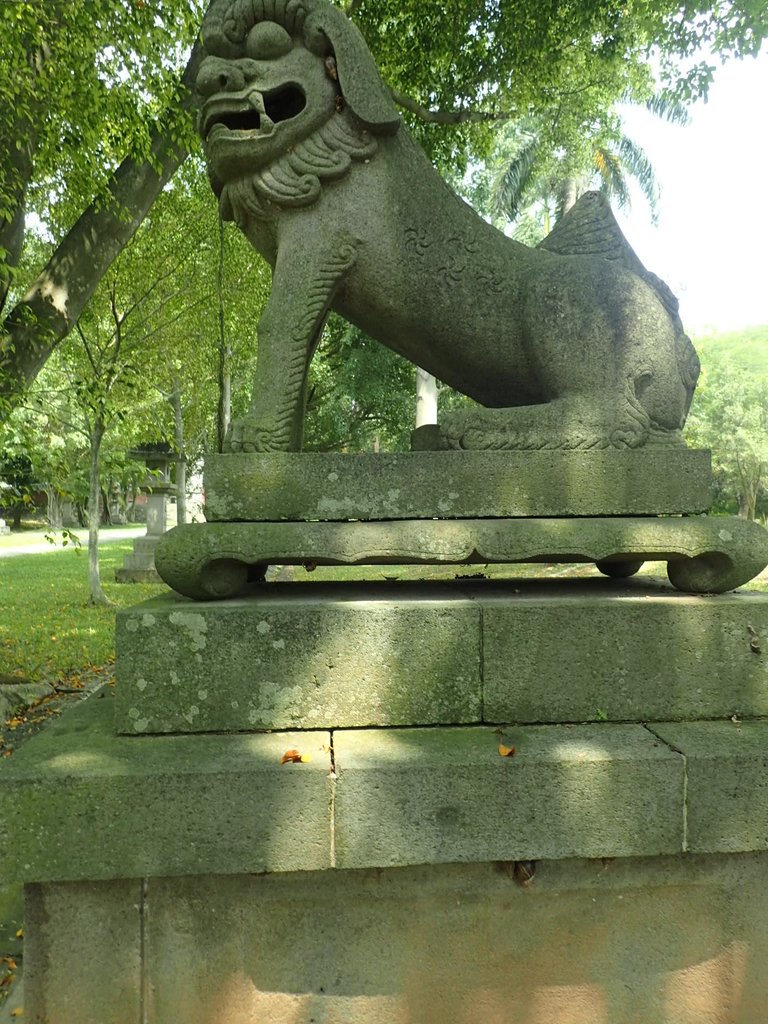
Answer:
[[226, 418, 287, 453]]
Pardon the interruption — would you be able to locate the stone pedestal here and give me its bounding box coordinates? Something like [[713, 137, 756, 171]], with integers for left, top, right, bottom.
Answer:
[[5, 447, 768, 1022], [4, 681, 768, 1022], [0, 517, 10, 535]]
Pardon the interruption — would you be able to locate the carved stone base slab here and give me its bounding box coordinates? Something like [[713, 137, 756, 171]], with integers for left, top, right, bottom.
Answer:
[[203, 449, 712, 521], [154, 516, 768, 600]]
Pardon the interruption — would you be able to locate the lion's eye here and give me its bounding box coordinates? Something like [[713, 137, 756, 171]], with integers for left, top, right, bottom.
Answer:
[[245, 21, 293, 60]]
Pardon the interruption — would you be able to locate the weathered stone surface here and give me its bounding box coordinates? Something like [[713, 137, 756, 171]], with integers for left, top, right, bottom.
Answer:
[[198, 1, 698, 454], [333, 725, 684, 868], [116, 532, 165, 583], [0, 880, 22, 956], [23, 879, 141, 1024], [155, 514, 768, 600], [482, 582, 768, 723], [140, 855, 768, 1024], [652, 720, 768, 855], [203, 449, 712, 521], [115, 581, 768, 730], [14, 855, 768, 1023], [114, 586, 481, 734], [0, 695, 332, 883]]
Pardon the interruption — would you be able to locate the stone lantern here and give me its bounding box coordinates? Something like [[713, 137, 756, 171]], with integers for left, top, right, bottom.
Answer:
[[115, 444, 177, 583]]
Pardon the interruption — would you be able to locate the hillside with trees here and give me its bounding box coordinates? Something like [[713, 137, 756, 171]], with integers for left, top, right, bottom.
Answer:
[[686, 324, 768, 519]]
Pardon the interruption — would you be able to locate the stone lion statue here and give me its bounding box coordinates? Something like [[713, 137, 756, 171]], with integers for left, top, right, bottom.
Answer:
[[197, 0, 699, 452]]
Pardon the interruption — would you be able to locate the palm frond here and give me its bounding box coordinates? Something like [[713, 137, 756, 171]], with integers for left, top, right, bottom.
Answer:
[[593, 147, 632, 211], [616, 135, 660, 222], [643, 93, 691, 126], [492, 131, 541, 220]]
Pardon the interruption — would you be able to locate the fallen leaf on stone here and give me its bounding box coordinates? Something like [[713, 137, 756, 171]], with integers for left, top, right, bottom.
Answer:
[[281, 749, 311, 764], [498, 743, 516, 758]]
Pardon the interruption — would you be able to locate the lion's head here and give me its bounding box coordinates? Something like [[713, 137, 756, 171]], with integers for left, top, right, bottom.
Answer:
[[197, 0, 400, 223]]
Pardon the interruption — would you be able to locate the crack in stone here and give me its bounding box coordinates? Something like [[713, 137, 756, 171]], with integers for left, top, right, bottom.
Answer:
[[644, 724, 688, 853]]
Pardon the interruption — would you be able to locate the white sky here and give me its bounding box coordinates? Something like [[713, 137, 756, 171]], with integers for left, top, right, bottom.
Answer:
[[616, 48, 768, 335]]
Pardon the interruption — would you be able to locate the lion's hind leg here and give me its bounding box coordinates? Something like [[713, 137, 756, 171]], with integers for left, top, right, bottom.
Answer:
[[432, 392, 651, 451]]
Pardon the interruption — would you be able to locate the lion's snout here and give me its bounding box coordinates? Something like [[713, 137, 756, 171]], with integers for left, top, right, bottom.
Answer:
[[197, 56, 251, 98]]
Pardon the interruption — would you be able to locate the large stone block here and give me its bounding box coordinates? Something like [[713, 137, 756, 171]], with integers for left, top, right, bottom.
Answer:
[[333, 724, 684, 868], [141, 857, 761, 1024], [115, 586, 481, 734], [23, 879, 141, 1024], [116, 581, 768, 729], [481, 580, 768, 723], [25, 854, 768, 1023], [651, 720, 768, 855], [0, 695, 333, 883], [203, 449, 712, 521]]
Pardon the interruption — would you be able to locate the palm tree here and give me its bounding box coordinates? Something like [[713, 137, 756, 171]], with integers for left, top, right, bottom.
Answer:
[[484, 94, 689, 235]]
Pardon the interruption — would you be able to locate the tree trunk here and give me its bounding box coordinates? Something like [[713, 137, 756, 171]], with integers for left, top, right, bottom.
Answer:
[[415, 368, 439, 427], [1, 35, 44, 316], [170, 378, 187, 525], [87, 420, 110, 606], [559, 178, 580, 217], [0, 37, 203, 407], [216, 219, 231, 452], [45, 487, 63, 528]]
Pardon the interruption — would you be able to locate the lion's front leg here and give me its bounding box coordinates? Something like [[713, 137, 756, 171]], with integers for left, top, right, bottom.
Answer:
[[228, 238, 358, 453]]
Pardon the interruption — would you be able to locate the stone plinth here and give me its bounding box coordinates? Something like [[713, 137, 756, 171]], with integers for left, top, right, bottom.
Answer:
[[203, 449, 713, 521], [155, 514, 768, 599], [115, 580, 768, 734], [115, 584, 482, 734], [22, 853, 768, 1024], [0, 693, 687, 884], [9, 687, 768, 883], [0, 697, 332, 883], [6, 693, 768, 1022]]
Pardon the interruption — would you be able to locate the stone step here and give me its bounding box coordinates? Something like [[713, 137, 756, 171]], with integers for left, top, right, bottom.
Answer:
[[114, 580, 768, 734], [5, 692, 768, 884]]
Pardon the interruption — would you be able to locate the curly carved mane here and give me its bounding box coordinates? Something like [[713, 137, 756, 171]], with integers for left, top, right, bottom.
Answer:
[[204, 0, 310, 56], [220, 108, 377, 224]]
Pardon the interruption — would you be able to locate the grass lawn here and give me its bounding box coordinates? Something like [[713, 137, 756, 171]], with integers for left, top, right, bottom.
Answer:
[[0, 541, 167, 684], [2, 538, 765, 684]]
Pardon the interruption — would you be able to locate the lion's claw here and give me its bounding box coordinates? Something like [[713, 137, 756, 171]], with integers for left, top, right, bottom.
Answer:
[[227, 419, 287, 453]]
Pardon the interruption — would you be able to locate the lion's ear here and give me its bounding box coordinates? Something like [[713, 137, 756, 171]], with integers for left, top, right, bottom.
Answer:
[[303, 6, 400, 135]]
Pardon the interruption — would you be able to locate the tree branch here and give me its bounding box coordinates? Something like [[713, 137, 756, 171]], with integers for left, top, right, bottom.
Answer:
[[389, 87, 516, 125], [0, 34, 205, 407]]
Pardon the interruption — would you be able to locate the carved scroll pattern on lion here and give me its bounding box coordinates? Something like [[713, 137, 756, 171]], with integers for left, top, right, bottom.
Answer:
[[197, 0, 700, 453]]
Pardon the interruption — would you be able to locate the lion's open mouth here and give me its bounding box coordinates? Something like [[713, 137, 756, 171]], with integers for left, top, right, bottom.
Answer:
[[203, 84, 307, 140]]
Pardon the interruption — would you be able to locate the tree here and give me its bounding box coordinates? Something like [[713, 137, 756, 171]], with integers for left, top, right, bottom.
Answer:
[[0, 0, 205, 406], [468, 95, 690, 240], [2, 0, 766, 412], [685, 351, 768, 520]]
